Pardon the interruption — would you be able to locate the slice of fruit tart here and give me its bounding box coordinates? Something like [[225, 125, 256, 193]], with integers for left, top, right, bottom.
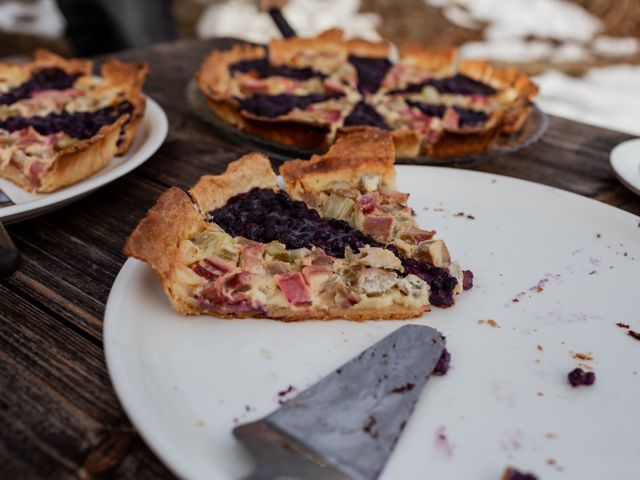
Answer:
[[125, 151, 471, 321], [0, 50, 147, 192]]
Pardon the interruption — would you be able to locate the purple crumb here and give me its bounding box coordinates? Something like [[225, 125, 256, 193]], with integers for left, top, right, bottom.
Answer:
[[433, 348, 451, 376], [462, 270, 474, 290], [568, 368, 595, 387], [277, 385, 296, 397], [503, 467, 538, 480]]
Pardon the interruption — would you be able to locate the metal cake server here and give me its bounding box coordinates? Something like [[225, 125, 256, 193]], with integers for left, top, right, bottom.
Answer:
[[234, 324, 446, 480], [0, 186, 14, 208]]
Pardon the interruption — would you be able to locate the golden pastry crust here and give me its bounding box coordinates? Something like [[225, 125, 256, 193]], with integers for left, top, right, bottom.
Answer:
[[281, 126, 396, 198], [100, 59, 148, 154], [189, 152, 278, 212], [125, 152, 431, 321], [399, 44, 458, 76], [269, 28, 347, 70], [124, 186, 206, 315], [347, 38, 391, 58], [459, 59, 538, 132], [0, 51, 148, 193]]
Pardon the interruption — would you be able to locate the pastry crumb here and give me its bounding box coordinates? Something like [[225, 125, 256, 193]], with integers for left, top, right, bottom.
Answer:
[[573, 352, 593, 361]]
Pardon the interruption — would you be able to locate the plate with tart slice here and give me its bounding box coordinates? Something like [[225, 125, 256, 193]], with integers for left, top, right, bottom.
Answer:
[[190, 29, 547, 164], [0, 50, 167, 224], [105, 129, 640, 480]]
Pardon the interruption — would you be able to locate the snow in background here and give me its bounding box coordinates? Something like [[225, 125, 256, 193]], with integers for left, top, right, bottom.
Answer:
[[196, 0, 382, 42], [0, 0, 64, 38]]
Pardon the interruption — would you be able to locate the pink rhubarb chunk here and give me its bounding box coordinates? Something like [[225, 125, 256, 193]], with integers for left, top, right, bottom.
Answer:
[[277, 272, 312, 305]]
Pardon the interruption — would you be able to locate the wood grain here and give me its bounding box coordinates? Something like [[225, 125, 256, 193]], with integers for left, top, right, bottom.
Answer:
[[0, 37, 638, 479]]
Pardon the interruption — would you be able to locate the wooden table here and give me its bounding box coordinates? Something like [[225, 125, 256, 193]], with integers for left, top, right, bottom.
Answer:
[[1, 38, 638, 479]]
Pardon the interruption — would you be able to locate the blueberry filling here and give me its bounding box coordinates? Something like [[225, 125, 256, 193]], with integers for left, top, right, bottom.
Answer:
[[0, 101, 133, 140], [343, 101, 389, 130], [229, 57, 324, 80], [237, 92, 343, 118], [406, 100, 489, 126], [348, 55, 392, 94], [208, 187, 462, 307], [390, 73, 496, 96], [433, 348, 451, 375], [0, 67, 81, 106]]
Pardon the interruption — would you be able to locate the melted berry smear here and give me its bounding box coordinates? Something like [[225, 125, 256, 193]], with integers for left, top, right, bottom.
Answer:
[[406, 100, 488, 126], [229, 58, 324, 81], [343, 101, 389, 130], [237, 92, 343, 118], [208, 187, 464, 307], [348, 55, 392, 94], [0, 67, 81, 106], [0, 101, 132, 139], [390, 73, 496, 96]]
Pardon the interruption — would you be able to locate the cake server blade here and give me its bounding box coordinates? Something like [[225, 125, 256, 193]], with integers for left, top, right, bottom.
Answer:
[[0, 186, 14, 207], [234, 324, 446, 480]]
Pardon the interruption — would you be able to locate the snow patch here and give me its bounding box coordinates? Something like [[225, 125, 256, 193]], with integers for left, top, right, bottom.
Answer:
[[0, 0, 65, 38], [196, 0, 381, 43], [535, 65, 640, 135], [425, 0, 601, 42], [593, 36, 640, 58]]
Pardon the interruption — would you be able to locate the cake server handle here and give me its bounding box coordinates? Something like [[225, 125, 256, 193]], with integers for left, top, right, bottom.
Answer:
[[0, 221, 20, 278]]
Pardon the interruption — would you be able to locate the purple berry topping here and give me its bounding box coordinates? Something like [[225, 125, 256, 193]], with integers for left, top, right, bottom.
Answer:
[[343, 101, 389, 130], [0, 67, 81, 106], [433, 348, 451, 376], [208, 188, 462, 307], [229, 57, 324, 80], [568, 368, 596, 387], [0, 101, 133, 140], [348, 55, 392, 94], [236, 92, 343, 118], [462, 270, 474, 290], [503, 467, 538, 480], [391, 73, 496, 96], [407, 100, 489, 126]]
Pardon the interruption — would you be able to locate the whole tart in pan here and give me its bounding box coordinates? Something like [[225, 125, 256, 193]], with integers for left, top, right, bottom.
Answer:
[[196, 29, 538, 159]]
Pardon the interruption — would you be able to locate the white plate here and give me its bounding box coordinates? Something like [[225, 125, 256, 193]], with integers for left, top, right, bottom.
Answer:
[[0, 97, 167, 224], [611, 138, 640, 196], [105, 167, 640, 480]]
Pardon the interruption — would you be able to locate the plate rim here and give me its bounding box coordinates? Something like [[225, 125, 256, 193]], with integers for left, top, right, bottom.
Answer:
[[610, 137, 640, 196], [104, 165, 640, 479], [0, 96, 168, 224]]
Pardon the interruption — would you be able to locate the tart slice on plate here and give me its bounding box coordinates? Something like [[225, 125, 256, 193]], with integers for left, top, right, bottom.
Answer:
[[125, 150, 470, 320], [0, 50, 147, 193]]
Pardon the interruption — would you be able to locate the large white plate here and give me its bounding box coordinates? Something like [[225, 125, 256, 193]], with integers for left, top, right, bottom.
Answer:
[[611, 138, 640, 196], [105, 167, 640, 480], [0, 97, 167, 224]]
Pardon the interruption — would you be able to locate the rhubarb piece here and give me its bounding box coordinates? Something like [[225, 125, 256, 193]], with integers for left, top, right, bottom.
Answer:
[[277, 272, 312, 305]]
